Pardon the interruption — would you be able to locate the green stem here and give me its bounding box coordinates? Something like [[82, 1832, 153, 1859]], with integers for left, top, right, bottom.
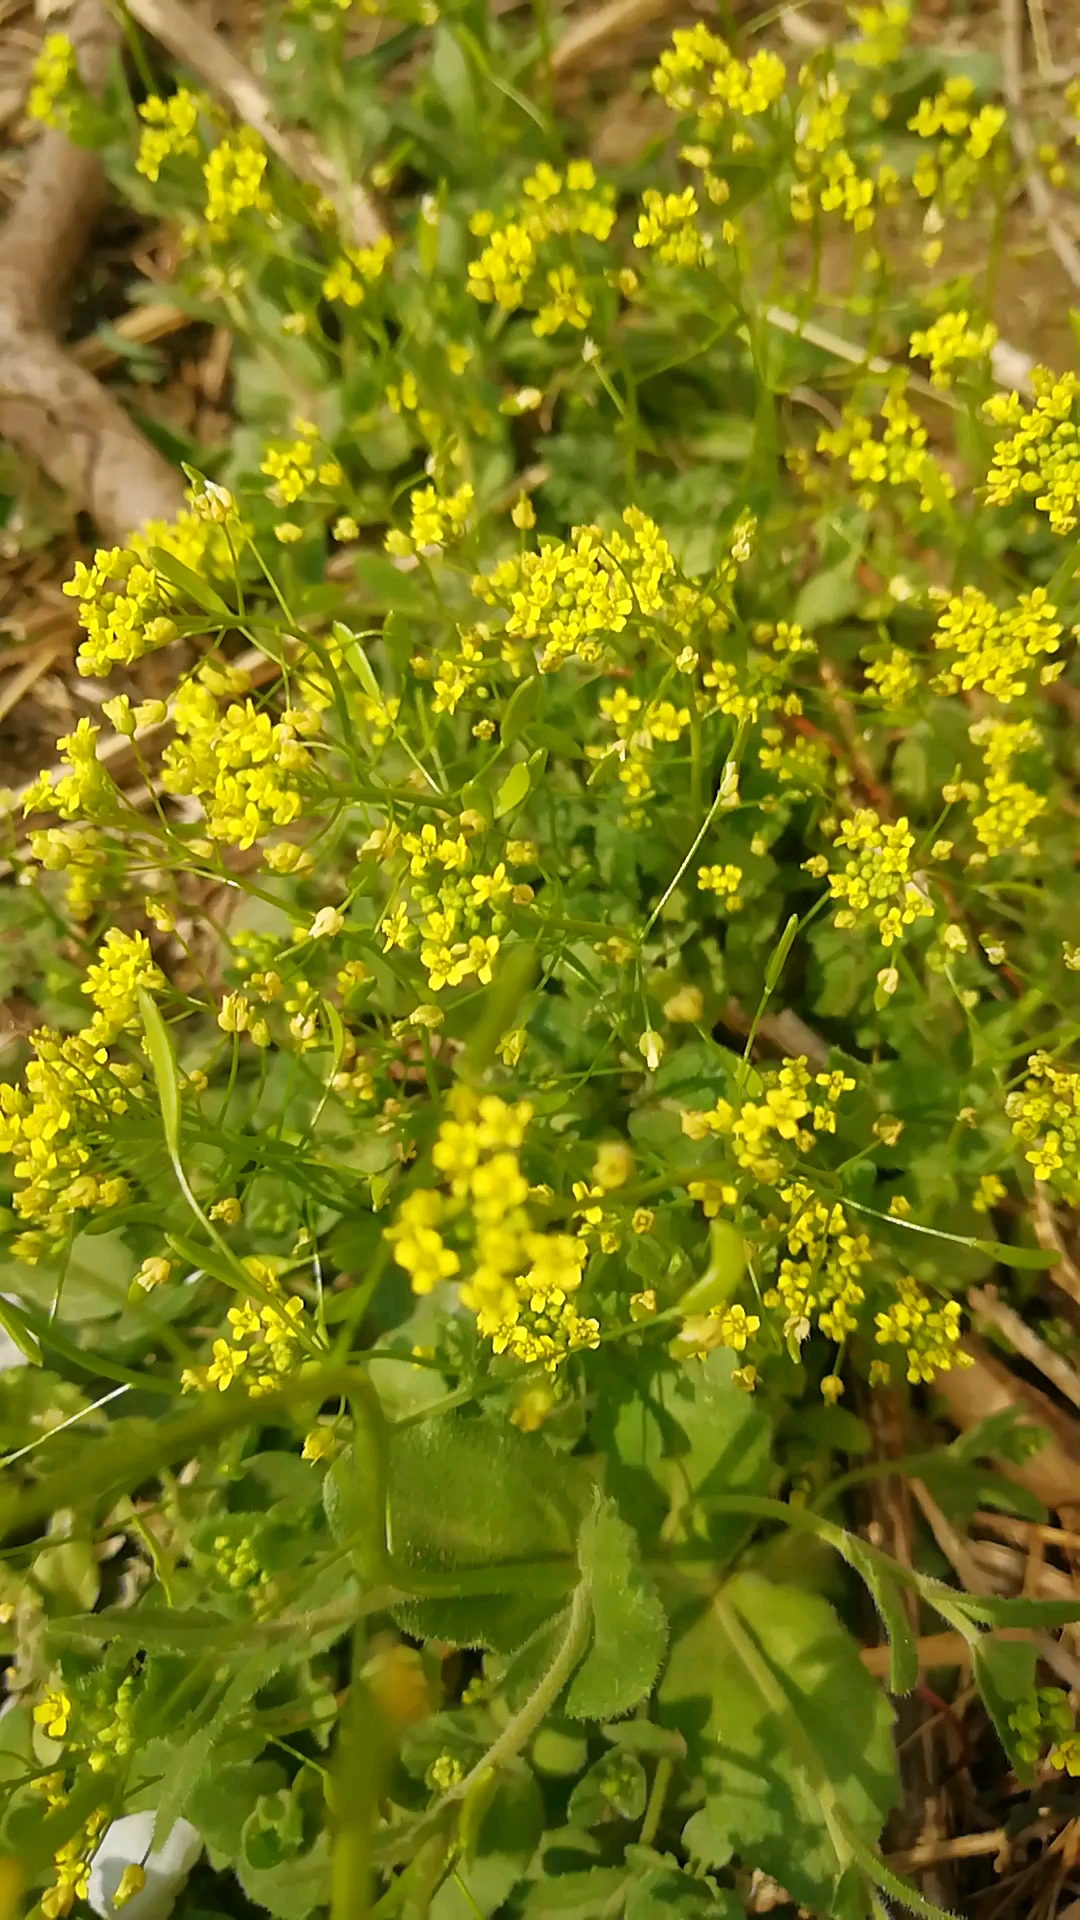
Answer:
[[639, 1757, 672, 1848]]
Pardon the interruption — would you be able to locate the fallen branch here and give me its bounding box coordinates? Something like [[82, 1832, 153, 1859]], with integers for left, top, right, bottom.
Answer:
[[123, 0, 386, 248], [969, 1283, 1080, 1409], [934, 1333, 1080, 1528], [0, 0, 185, 539], [549, 0, 674, 74]]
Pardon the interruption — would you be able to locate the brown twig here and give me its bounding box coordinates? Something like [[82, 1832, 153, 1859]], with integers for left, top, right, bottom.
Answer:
[[887, 1830, 1013, 1873], [0, 638, 65, 725], [912, 1476, 1080, 1691], [71, 300, 192, 374], [859, 1628, 1034, 1676], [968, 1284, 1080, 1410], [1001, 0, 1080, 292], [934, 1333, 1080, 1526], [549, 0, 674, 73], [1031, 1182, 1080, 1309], [122, 0, 386, 248], [0, 1, 184, 538]]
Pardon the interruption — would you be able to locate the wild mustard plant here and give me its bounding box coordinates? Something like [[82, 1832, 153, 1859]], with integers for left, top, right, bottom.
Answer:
[[7, 5, 1080, 1916]]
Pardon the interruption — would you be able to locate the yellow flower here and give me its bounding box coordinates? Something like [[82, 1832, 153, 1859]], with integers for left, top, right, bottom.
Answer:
[[34, 1690, 72, 1740]]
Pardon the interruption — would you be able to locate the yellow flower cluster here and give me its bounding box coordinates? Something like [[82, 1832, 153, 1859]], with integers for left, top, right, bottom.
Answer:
[[968, 716, 1046, 857], [322, 234, 393, 305], [162, 662, 316, 849], [983, 369, 1080, 533], [136, 88, 204, 181], [1006, 1052, 1080, 1198], [386, 1090, 600, 1369], [634, 188, 708, 267], [864, 647, 920, 706], [874, 1276, 968, 1382], [909, 310, 997, 387], [42, 1811, 107, 1920], [203, 128, 273, 236], [376, 819, 533, 994], [763, 1181, 870, 1349], [431, 627, 489, 716], [697, 863, 743, 907], [587, 687, 691, 805], [0, 930, 161, 1252], [846, 2, 909, 67], [908, 76, 1006, 210], [60, 547, 180, 676], [651, 24, 786, 130], [789, 63, 899, 231], [681, 1056, 849, 1185], [675, 1301, 761, 1360], [816, 381, 953, 513], [467, 160, 614, 327], [28, 824, 107, 919], [21, 718, 114, 825], [181, 1258, 315, 1394], [822, 810, 934, 946], [386, 481, 473, 556], [793, 139, 899, 232], [930, 584, 1064, 701], [26, 31, 76, 128], [473, 506, 674, 672]]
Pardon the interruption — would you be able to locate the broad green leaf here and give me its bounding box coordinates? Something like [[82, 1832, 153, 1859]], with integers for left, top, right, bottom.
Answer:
[[501, 674, 540, 744], [659, 1571, 897, 1916], [431, 1768, 543, 1920], [969, 1634, 1038, 1784], [595, 1348, 772, 1559], [564, 1498, 667, 1720], [237, 1835, 331, 1920], [791, 563, 861, 632], [386, 1414, 587, 1649], [148, 547, 231, 614], [567, 1751, 647, 1827], [521, 1867, 629, 1918], [624, 1868, 744, 1920], [494, 759, 531, 819], [187, 1761, 289, 1859]]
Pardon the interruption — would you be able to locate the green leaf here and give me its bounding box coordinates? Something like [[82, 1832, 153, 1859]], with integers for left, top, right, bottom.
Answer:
[[431, 1768, 543, 1920], [237, 1835, 331, 1919], [501, 674, 540, 745], [567, 1750, 647, 1827], [494, 759, 532, 819], [386, 1414, 586, 1649], [624, 1868, 744, 1920], [564, 1497, 667, 1720], [0, 1294, 41, 1365], [676, 1220, 747, 1314], [659, 1571, 898, 1915], [596, 1348, 772, 1560], [842, 1537, 918, 1695], [791, 564, 861, 632], [148, 547, 231, 614], [521, 1867, 629, 1918], [138, 990, 181, 1161], [843, 1199, 1058, 1269], [969, 1634, 1038, 1785]]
